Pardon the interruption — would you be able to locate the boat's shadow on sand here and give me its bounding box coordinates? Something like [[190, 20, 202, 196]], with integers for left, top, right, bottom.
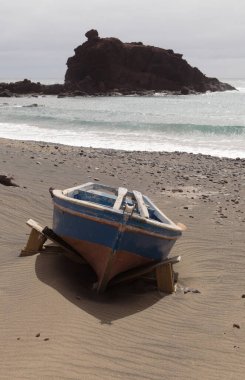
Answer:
[[35, 252, 167, 323]]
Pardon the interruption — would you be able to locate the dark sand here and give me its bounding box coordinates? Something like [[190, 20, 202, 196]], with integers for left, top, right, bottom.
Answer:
[[0, 137, 245, 379]]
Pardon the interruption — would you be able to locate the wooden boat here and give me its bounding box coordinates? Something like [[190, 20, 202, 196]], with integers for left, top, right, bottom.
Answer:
[[50, 182, 183, 291]]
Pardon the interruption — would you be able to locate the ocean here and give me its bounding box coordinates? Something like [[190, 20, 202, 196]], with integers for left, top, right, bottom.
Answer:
[[0, 79, 244, 159]]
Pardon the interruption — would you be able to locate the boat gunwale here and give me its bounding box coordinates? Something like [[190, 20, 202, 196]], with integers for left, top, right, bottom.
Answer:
[[52, 188, 183, 233], [53, 202, 180, 241]]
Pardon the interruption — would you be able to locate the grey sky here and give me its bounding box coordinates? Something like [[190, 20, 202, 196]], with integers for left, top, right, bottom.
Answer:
[[1, 0, 245, 81]]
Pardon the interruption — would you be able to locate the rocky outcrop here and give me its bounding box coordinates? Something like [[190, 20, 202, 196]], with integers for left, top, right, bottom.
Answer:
[[0, 31, 235, 97], [0, 79, 64, 97], [65, 30, 235, 94]]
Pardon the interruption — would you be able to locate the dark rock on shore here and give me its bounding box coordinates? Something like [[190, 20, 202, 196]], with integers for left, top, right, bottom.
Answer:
[[0, 174, 19, 187], [0, 79, 64, 97], [65, 29, 235, 94]]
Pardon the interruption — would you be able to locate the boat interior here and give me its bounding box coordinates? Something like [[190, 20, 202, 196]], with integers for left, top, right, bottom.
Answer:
[[63, 182, 174, 225]]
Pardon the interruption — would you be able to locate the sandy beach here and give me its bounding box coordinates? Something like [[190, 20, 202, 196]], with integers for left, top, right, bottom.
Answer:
[[0, 137, 244, 379]]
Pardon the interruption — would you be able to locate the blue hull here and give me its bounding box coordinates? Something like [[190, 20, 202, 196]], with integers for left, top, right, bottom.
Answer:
[[52, 196, 180, 284]]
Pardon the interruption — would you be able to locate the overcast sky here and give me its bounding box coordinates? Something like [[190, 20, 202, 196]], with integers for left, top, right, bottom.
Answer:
[[1, 0, 245, 81]]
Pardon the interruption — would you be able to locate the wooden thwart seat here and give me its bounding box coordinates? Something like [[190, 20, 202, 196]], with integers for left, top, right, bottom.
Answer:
[[133, 190, 149, 218], [113, 187, 128, 210]]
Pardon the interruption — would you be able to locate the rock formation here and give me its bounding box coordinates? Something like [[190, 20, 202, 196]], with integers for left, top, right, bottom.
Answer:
[[65, 29, 234, 94], [0, 30, 235, 97]]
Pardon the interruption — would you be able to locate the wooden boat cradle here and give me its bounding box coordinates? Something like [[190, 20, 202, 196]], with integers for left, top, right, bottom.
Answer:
[[20, 219, 181, 294]]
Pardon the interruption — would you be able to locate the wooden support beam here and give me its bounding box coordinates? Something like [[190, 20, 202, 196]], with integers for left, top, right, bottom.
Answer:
[[42, 243, 68, 255], [20, 219, 86, 264], [20, 219, 47, 256], [156, 263, 174, 293], [26, 218, 44, 233], [42, 226, 86, 264], [109, 255, 180, 293]]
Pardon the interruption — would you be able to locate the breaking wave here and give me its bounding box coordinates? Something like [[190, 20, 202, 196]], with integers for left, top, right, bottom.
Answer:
[[0, 79, 245, 158]]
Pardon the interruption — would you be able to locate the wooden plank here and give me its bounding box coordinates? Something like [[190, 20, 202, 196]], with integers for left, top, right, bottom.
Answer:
[[133, 190, 149, 218], [26, 218, 44, 233], [43, 244, 86, 264], [20, 219, 86, 264], [43, 244, 69, 254], [110, 256, 180, 286], [156, 263, 174, 293], [177, 222, 187, 231], [20, 228, 47, 256], [113, 187, 128, 210], [62, 182, 94, 194], [41, 227, 86, 264]]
